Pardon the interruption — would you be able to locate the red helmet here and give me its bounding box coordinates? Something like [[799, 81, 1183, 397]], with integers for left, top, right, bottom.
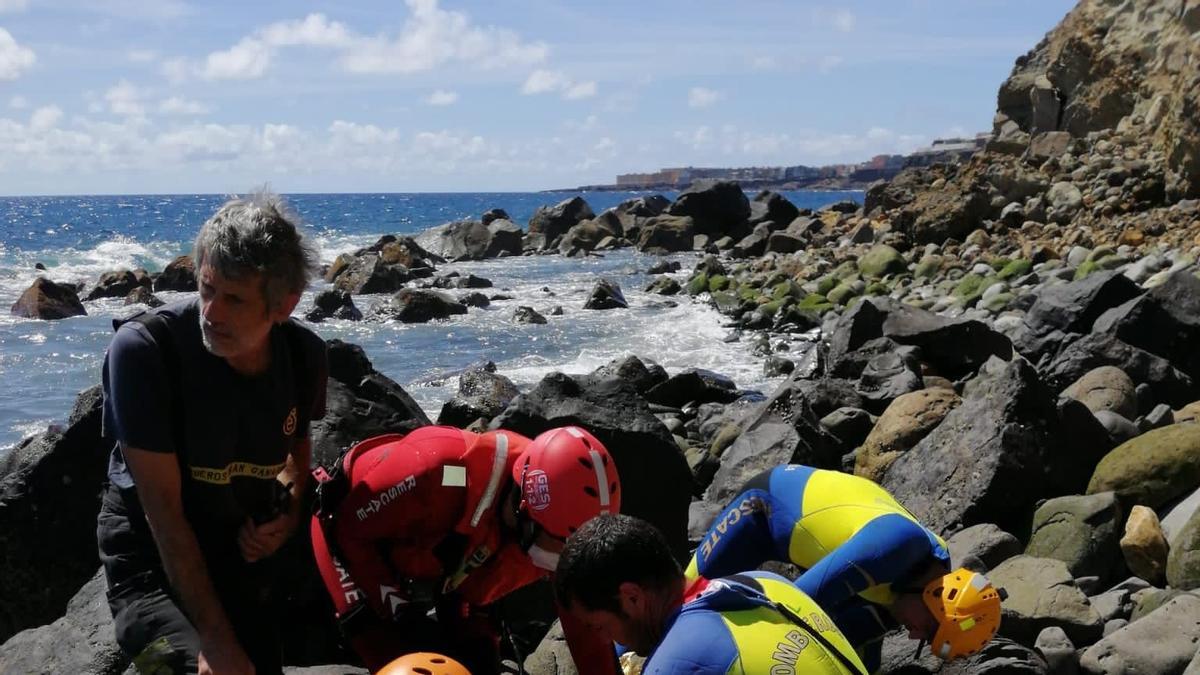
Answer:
[[377, 653, 470, 675], [512, 426, 621, 539]]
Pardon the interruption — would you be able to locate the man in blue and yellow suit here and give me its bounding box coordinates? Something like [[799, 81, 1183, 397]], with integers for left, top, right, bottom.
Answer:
[[556, 513, 871, 675], [688, 464, 993, 670]]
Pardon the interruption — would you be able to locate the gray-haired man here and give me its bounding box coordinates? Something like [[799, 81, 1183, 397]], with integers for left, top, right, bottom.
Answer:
[[97, 193, 328, 675]]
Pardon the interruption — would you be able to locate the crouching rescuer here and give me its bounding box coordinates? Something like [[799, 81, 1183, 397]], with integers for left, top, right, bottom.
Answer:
[[310, 424, 622, 674]]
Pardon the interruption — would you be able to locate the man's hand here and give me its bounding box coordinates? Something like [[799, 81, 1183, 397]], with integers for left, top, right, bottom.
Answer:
[[238, 512, 295, 563], [198, 641, 256, 675]]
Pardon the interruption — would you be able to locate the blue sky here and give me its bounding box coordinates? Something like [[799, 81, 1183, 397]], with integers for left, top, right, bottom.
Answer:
[[0, 0, 1075, 195]]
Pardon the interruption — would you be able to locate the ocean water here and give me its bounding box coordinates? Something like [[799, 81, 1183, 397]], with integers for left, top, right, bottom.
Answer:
[[0, 190, 860, 452]]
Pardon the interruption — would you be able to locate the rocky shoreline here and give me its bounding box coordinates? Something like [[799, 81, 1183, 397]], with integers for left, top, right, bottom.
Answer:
[[5, 0, 1200, 673]]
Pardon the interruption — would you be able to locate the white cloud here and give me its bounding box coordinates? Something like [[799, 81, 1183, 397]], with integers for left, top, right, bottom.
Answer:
[[105, 80, 147, 117], [0, 0, 29, 12], [522, 69, 567, 95], [564, 81, 597, 100], [161, 58, 189, 84], [522, 69, 595, 100], [424, 89, 458, 106], [190, 3, 545, 82], [340, 0, 546, 74], [201, 38, 271, 80], [329, 120, 401, 146], [127, 49, 158, 63], [688, 87, 721, 109], [9, 94, 27, 109], [159, 96, 211, 115], [29, 105, 62, 132], [0, 27, 35, 80]]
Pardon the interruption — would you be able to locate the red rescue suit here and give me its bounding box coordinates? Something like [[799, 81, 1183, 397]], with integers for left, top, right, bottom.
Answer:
[[311, 425, 616, 674]]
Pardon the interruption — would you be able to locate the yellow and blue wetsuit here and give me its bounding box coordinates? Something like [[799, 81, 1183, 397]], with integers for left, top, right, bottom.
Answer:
[[685, 465, 950, 671], [645, 571, 868, 675]]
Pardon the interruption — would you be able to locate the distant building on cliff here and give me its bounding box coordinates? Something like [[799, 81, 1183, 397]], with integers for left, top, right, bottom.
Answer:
[[612, 132, 987, 189]]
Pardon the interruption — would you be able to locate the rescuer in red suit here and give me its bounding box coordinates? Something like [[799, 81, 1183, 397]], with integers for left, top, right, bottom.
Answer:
[[311, 424, 621, 674]]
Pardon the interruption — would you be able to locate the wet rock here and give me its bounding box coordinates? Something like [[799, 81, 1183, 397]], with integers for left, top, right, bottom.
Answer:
[[644, 277, 681, 295], [305, 289, 362, 322], [10, 278, 87, 320], [153, 255, 196, 292], [123, 286, 164, 308], [437, 362, 521, 428], [513, 306, 548, 325], [587, 355, 668, 396], [1087, 422, 1200, 510], [1120, 505, 1168, 585], [528, 197, 595, 248], [1078, 595, 1200, 675], [333, 255, 411, 295], [855, 388, 961, 483], [666, 180, 751, 239], [646, 260, 682, 275], [458, 292, 490, 309], [946, 523, 1022, 573], [1024, 492, 1124, 585], [636, 215, 696, 253], [748, 190, 800, 227], [559, 211, 623, 253], [366, 288, 467, 323], [481, 208, 510, 226], [83, 269, 148, 301], [989, 555, 1103, 647], [765, 231, 806, 254], [645, 369, 740, 409], [582, 278, 628, 310], [1062, 366, 1138, 420]]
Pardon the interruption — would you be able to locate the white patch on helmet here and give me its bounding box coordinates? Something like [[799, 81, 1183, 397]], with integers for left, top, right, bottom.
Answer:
[[589, 449, 612, 513]]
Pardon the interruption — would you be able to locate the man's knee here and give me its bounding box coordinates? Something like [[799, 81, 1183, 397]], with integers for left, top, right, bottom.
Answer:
[[110, 587, 200, 675]]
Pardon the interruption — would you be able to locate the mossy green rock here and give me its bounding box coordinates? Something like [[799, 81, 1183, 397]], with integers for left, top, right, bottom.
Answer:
[[982, 292, 1015, 312], [816, 275, 839, 295], [797, 294, 834, 314], [708, 275, 731, 292], [1074, 260, 1100, 280], [858, 244, 906, 279], [771, 280, 804, 301], [865, 281, 889, 296], [1024, 492, 1122, 582], [1087, 423, 1200, 509], [758, 299, 785, 317], [1087, 246, 1116, 263], [998, 258, 1033, 280], [827, 283, 858, 306], [1095, 254, 1123, 271], [833, 260, 859, 280], [687, 273, 709, 295], [710, 291, 740, 314], [953, 273, 986, 298], [914, 255, 943, 279]]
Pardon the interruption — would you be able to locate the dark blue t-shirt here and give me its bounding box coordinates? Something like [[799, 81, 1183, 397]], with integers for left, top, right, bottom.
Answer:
[[102, 298, 328, 538]]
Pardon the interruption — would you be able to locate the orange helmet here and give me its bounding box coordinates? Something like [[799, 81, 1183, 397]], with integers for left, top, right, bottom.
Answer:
[[512, 426, 621, 539], [922, 568, 1004, 661], [376, 652, 470, 675]]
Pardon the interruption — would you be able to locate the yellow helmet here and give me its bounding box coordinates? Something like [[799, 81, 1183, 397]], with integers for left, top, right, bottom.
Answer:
[[922, 568, 1004, 660], [376, 653, 471, 675]]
